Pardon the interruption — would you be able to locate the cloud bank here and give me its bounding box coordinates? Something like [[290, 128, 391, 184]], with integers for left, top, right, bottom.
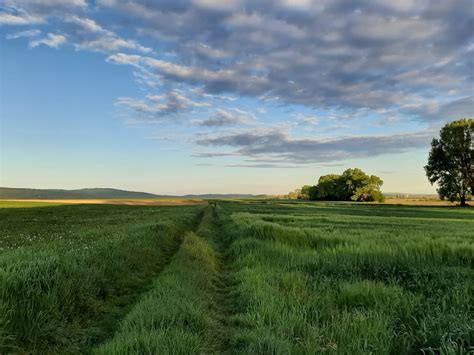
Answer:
[[195, 127, 434, 164], [2, 0, 473, 166]]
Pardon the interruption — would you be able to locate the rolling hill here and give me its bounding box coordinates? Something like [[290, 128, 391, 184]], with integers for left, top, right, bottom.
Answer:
[[0, 187, 161, 199]]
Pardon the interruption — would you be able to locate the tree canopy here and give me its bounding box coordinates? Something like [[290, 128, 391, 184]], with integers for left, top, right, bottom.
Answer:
[[425, 118, 473, 206], [294, 168, 385, 202], [299, 185, 312, 200]]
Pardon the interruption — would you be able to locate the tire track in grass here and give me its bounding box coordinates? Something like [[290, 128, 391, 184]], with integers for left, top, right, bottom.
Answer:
[[213, 234, 241, 353], [94, 207, 222, 353], [196, 204, 241, 353], [88, 207, 207, 347], [93, 205, 244, 354]]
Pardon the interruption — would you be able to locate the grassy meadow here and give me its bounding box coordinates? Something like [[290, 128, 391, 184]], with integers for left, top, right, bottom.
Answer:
[[0, 200, 472, 353]]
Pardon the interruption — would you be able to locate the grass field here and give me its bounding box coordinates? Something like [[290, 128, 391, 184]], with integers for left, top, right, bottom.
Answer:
[[0, 200, 472, 353]]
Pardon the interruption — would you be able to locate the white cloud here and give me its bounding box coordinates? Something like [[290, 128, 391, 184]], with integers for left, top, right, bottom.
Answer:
[[106, 53, 143, 66], [116, 90, 210, 119], [294, 113, 320, 125], [65, 15, 104, 33], [192, 0, 242, 12], [0, 12, 44, 25], [0, 0, 87, 26], [6, 29, 41, 39], [75, 37, 151, 54], [29, 33, 66, 48], [7, 0, 87, 9], [195, 108, 255, 127], [115, 97, 157, 113], [278, 0, 314, 10], [64, 15, 152, 53], [65, 15, 152, 54]]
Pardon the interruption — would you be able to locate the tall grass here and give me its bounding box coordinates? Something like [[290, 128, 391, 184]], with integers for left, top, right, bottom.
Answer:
[[1, 201, 472, 353], [0, 204, 203, 353], [222, 202, 474, 353], [95, 231, 220, 354]]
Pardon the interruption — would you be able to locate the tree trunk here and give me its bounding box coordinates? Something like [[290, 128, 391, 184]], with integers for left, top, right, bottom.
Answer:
[[460, 194, 467, 206]]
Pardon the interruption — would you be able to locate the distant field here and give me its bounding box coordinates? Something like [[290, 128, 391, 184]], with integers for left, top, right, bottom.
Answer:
[[0, 198, 207, 207], [0, 195, 460, 208], [384, 198, 455, 205], [384, 195, 457, 206], [0, 201, 472, 353]]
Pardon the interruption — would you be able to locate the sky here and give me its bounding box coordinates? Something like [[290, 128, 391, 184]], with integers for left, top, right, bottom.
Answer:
[[0, 0, 473, 195]]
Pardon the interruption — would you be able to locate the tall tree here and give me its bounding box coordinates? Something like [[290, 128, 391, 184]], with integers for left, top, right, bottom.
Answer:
[[425, 118, 474, 206]]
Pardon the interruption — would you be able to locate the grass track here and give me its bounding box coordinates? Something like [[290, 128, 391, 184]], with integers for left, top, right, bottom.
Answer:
[[95, 208, 222, 353], [95, 204, 244, 353]]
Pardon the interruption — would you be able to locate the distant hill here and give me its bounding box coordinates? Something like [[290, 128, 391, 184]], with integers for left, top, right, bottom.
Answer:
[[0, 187, 262, 199]]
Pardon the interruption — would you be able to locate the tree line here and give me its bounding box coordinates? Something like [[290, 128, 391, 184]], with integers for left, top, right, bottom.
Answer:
[[289, 168, 385, 202]]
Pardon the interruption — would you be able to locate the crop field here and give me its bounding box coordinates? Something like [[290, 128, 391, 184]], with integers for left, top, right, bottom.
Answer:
[[0, 201, 473, 353]]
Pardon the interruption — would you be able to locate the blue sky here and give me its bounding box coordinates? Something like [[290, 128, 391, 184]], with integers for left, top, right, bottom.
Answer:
[[1, 0, 473, 195]]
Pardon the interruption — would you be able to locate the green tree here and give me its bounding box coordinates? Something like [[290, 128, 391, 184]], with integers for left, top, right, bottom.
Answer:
[[425, 118, 474, 206], [351, 175, 385, 202], [342, 168, 385, 202], [306, 168, 384, 202], [316, 174, 345, 200], [299, 185, 311, 200], [308, 185, 319, 200]]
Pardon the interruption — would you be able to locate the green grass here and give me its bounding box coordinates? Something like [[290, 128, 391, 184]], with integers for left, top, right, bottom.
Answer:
[[221, 202, 474, 354], [0, 200, 473, 353], [95, 231, 220, 354], [0, 204, 204, 352]]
